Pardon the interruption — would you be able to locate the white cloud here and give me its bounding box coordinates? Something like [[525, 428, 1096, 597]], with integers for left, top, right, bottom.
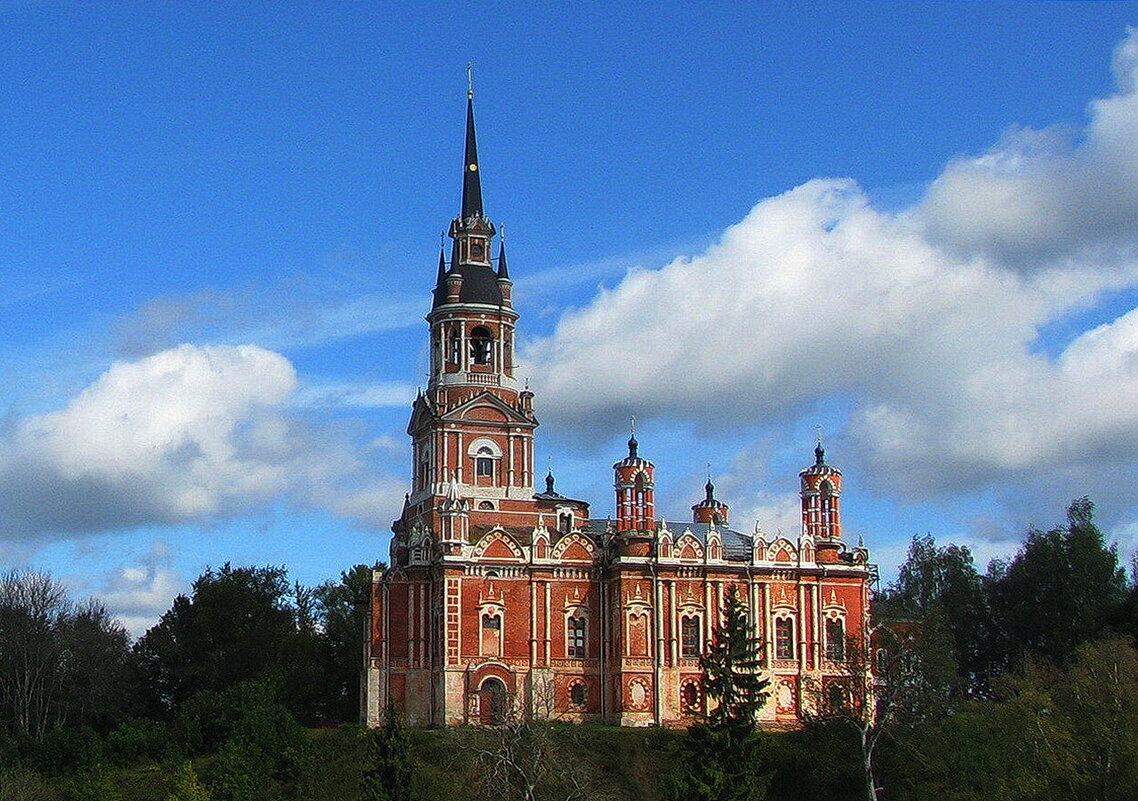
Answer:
[[294, 380, 417, 409], [522, 30, 1138, 509], [919, 28, 1138, 265], [0, 343, 404, 540], [95, 540, 186, 637]]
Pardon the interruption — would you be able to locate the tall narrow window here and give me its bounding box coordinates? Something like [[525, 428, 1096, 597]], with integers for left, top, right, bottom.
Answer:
[[481, 612, 502, 657], [559, 512, 573, 535], [448, 327, 460, 364], [470, 326, 493, 365], [475, 446, 494, 479], [567, 616, 586, 658], [826, 618, 845, 661], [681, 615, 701, 658], [820, 481, 834, 535], [775, 617, 795, 660]]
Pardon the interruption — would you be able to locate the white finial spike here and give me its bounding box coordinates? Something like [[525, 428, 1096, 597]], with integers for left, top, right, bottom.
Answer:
[[630, 415, 637, 437], [466, 62, 474, 98], [500, 223, 506, 242], [816, 424, 824, 446]]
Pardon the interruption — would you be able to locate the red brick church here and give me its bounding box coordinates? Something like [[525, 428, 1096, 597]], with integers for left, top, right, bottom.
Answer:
[[362, 89, 874, 728]]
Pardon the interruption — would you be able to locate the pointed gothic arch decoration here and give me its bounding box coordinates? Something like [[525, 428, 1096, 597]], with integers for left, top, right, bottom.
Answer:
[[472, 529, 525, 561], [770, 537, 797, 563], [550, 531, 595, 562], [675, 530, 705, 562]]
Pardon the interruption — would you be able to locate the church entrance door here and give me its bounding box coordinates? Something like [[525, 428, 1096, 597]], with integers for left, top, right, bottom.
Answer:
[[479, 677, 507, 725]]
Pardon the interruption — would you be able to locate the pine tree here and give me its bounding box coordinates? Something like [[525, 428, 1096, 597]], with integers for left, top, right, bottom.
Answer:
[[361, 700, 414, 801], [665, 584, 770, 801]]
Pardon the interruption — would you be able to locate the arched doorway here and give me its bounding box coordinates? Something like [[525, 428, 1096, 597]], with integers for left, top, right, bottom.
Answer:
[[479, 677, 507, 725]]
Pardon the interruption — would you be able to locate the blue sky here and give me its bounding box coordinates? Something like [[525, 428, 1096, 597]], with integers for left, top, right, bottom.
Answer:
[[2, 2, 1137, 633]]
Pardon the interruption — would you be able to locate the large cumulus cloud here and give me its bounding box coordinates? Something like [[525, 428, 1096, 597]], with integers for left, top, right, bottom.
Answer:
[[523, 30, 1138, 503], [0, 344, 399, 540]]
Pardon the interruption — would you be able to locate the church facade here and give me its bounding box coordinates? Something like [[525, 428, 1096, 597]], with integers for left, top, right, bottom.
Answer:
[[362, 90, 874, 728]]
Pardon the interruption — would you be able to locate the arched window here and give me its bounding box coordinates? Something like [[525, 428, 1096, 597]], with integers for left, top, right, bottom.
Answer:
[[681, 615, 702, 658], [448, 326, 461, 364], [569, 682, 587, 707], [470, 326, 493, 365], [478, 500, 495, 511], [826, 618, 845, 661], [567, 615, 587, 658], [475, 446, 494, 479], [559, 512, 573, 535], [820, 481, 834, 534], [775, 617, 795, 660]]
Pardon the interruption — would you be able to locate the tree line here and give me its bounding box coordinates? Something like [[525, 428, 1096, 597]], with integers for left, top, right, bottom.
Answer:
[[0, 562, 374, 800]]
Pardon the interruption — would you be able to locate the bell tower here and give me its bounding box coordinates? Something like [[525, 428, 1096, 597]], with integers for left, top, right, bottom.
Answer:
[[799, 437, 843, 562], [399, 82, 538, 542], [613, 427, 655, 533]]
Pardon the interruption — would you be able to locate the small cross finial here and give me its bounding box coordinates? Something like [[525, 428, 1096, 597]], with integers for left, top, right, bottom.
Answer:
[[500, 223, 506, 243], [439, 231, 445, 249], [466, 62, 474, 99], [816, 424, 824, 446], [630, 415, 637, 438]]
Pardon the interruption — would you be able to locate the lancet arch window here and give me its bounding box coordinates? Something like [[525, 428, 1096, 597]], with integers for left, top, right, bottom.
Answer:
[[820, 480, 835, 534], [566, 613, 587, 658], [775, 616, 795, 661], [825, 617, 846, 662], [681, 614, 702, 658]]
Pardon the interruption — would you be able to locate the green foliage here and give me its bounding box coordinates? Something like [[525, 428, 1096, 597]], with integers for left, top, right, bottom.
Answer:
[[701, 585, 769, 732], [30, 727, 105, 777], [361, 702, 413, 801], [164, 761, 211, 801], [102, 719, 173, 767], [878, 535, 993, 694], [662, 722, 768, 801], [62, 764, 122, 801], [133, 563, 375, 726], [133, 565, 298, 718], [989, 497, 1127, 668], [664, 585, 769, 801], [899, 637, 1138, 801]]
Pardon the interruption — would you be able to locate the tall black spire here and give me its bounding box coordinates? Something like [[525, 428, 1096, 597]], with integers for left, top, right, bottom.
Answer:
[[496, 239, 509, 280], [461, 85, 483, 219]]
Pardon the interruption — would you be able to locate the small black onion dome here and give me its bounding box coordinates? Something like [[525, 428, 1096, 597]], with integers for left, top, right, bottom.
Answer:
[[545, 470, 555, 494]]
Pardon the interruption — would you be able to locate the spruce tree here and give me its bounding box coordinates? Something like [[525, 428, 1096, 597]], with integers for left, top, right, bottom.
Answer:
[[361, 700, 414, 801], [665, 584, 770, 801]]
